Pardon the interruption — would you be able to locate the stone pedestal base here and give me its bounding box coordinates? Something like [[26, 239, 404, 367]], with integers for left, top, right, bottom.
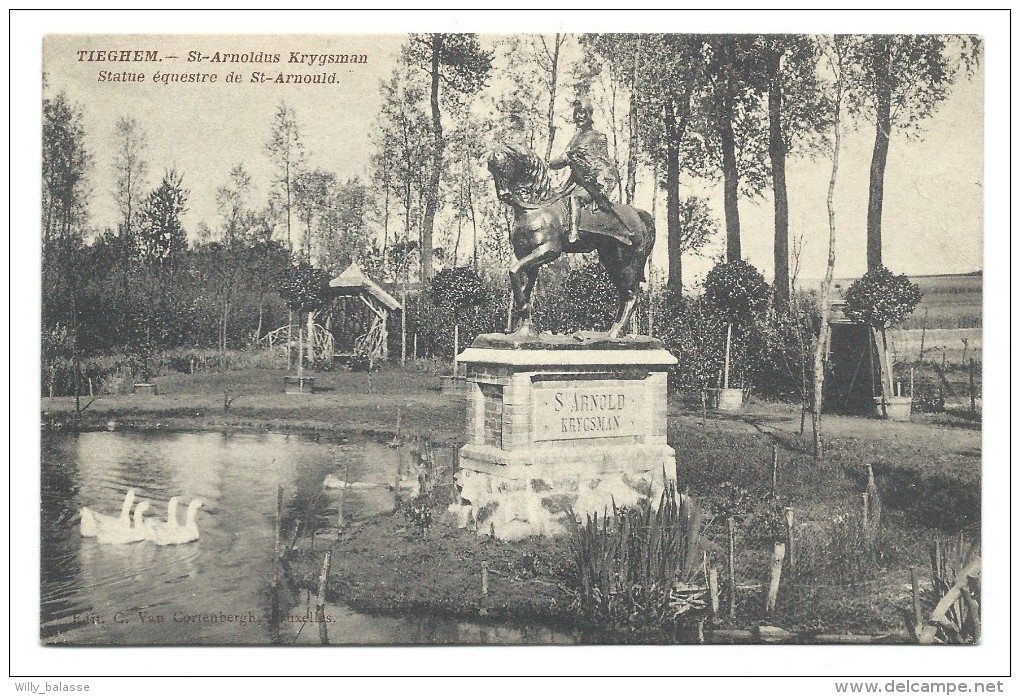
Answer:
[[452, 332, 678, 540]]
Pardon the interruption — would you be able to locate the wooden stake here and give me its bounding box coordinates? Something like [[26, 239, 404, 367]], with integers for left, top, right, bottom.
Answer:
[[910, 566, 923, 637], [862, 492, 870, 534], [969, 358, 977, 413], [286, 520, 302, 555], [708, 567, 720, 620], [784, 507, 794, 569], [723, 322, 733, 389], [480, 561, 490, 616], [453, 324, 459, 377], [727, 516, 736, 619], [765, 543, 787, 614], [275, 485, 283, 562], [337, 469, 349, 540], [701, 389, 707, 427], [394, 448, 403, 502], [771, 445, 779, 499], [316, 550, 332, 645]]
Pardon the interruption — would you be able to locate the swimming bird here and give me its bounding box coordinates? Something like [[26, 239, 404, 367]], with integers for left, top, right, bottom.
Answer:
[[96, 500, 151, 544], [142, 496, 179, 543], [146, 498, 203, 545], [80, 489, 136, 537]]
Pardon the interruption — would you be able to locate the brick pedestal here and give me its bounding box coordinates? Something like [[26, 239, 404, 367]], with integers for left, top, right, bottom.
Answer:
[[450, 332, 678, 540]]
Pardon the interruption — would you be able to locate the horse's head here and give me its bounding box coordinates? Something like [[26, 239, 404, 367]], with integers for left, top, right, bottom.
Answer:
[[487, 141, 552, 206]]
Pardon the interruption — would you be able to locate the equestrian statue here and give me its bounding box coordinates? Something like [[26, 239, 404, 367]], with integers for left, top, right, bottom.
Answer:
[[487, 98, 655, 340]]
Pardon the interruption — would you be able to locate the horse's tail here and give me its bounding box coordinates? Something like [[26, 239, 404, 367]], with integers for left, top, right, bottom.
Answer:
[[636, 209, 655, 283]]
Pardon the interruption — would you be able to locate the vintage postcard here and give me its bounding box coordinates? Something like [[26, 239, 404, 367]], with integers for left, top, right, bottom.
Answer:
[[18, 10, 1008, 683]]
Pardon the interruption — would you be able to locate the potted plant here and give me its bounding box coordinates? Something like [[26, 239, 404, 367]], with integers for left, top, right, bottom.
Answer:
[[703, 260, 771, 411], [278, 262, 332, 394], [843, 266, 922, 421]]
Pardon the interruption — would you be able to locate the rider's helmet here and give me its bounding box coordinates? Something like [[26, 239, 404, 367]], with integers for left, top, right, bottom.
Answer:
[[571, 97, 595, 118]]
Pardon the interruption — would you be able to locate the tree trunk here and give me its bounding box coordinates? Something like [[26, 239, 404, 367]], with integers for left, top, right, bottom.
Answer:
[[768, 48, 791, 306], [256, 296, 264, 342], [664, 99, 683, 295], [625, 38, 641, 205], [812, 46, 844, 461], [867, 37, 892, 272], [543, 34, 561, 162], [468, 179, 478, 270], [421, 34, 443, 283], [719, 48, 742, 263]]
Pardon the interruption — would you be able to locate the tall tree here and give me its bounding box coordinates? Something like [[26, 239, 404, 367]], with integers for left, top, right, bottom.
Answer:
[[374, 70, 431, 279], [849, 35, 981, 270], [42, 91, 91, 249], [498, 34, 570, 161], [130, 169, 191, 378], [812, 35, 853, 460], [702, 35, 772, 264], [265, 102, 306, 254], [293, 167, 336, 264], [575, 34, 638, 204], [443, 108, 488, 268], [670, 196, 720, 290], [215, 162, 253, 246], [403, 33, 493, 282], [113, 116, 149, 243], [752, 35, 831, 305], [136, 168, 189, 272], [629, 34, 713, 294]]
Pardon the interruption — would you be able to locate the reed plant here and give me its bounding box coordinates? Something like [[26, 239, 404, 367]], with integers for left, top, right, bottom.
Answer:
[[922, 534, 980, 643], [567, 481, 708, 634]]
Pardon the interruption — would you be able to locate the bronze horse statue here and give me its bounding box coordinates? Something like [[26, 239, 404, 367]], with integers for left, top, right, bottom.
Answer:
[[487, 142, 655, 339]]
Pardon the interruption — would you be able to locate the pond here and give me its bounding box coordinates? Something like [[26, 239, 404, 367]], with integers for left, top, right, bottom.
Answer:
[[40, 430, 575, 646]]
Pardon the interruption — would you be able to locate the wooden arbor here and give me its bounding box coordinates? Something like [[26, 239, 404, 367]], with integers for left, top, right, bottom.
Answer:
[[329, 263, 401, 364]]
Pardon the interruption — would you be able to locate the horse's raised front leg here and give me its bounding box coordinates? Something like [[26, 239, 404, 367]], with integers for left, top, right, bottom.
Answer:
[[508, 242, 559, 335], [607, 287, 639, 339]]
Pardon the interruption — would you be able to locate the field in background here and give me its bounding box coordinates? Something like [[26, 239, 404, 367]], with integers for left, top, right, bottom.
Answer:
[[805, 273, 982, 329], [889, 327, 982, 366], [894, 273, 983, 331]]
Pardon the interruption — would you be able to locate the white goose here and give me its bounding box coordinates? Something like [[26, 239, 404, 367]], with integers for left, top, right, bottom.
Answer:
[[145, 498, 203, 545], [80, 489, 136, 537], [143, 496, 179, 543], [96, 500, 151, 544]]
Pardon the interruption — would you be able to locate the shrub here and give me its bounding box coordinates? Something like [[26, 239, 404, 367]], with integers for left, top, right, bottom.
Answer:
[[703, 260, 771, 324], [656, 291, 814, 400], [430, 266, 486, 310], [844, 266, 922, 331]]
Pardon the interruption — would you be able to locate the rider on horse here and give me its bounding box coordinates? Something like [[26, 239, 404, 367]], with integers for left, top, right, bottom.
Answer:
[[550, 98, 626, 245]]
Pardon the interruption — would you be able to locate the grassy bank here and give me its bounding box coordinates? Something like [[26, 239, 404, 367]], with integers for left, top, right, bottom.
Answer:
[[41, 364, 981, 642]]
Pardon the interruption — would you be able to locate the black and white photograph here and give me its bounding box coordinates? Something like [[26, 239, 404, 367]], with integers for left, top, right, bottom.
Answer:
[[12, 8, 1010, 687]]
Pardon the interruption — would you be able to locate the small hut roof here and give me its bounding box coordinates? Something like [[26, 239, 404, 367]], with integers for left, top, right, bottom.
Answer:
[[329, 263, 402, 311]]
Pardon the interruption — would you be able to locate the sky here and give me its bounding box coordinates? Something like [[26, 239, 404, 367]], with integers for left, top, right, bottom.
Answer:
[[10, 9, 1013, 682], [39, 26, 984, 287]]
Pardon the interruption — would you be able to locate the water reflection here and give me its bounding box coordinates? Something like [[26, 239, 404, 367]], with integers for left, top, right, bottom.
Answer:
[[41, 430, 574, 646]]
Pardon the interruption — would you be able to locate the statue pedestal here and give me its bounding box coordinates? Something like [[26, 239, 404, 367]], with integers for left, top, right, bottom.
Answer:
[[451, 332, 678, 540]]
